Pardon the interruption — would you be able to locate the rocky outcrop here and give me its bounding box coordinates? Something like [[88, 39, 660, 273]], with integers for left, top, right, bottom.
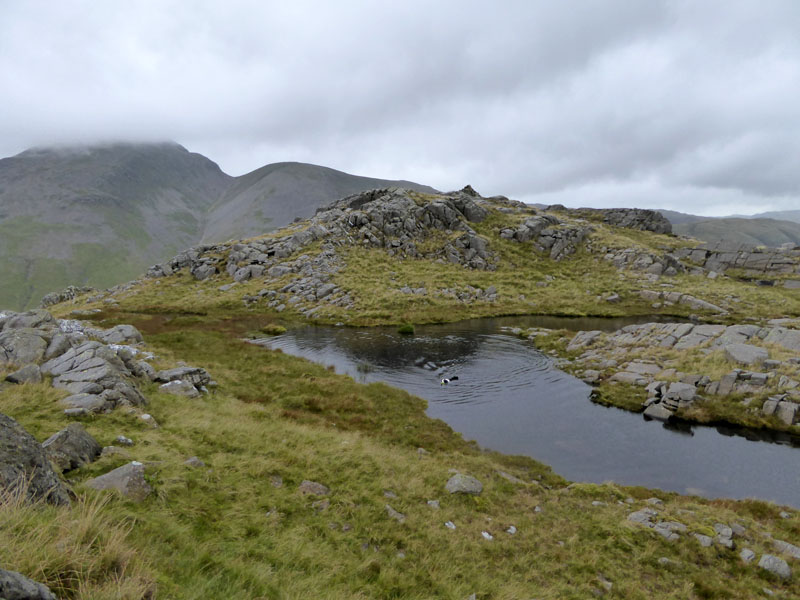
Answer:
[[603, 249, 685, 277], [0, 413, 71, 505], [549, 206, 672, 235], [675, 240, 800, 277], [638, 290, 726, 314], [561, 320, 800, 425], [0, 568, 57, 600], [499, 214, 593, 261], [40, 285, 96, 308]]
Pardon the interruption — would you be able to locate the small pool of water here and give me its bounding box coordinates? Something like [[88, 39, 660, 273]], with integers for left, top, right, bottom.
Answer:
[[253, 317, 800, 507]]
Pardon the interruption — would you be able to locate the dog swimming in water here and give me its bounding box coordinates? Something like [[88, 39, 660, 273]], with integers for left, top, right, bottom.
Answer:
[[440, 376, 459, 385]]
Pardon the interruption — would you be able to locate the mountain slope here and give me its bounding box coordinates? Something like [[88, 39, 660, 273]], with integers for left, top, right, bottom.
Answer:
[[0, 145, 436, 310], [203, 161, 438, 243], [0, 143, 232, 310], [674, 217, 800, 248]]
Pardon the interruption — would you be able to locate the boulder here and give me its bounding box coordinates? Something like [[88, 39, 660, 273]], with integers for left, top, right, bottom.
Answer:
[[445, 474, 483, 495], [59, 393, 108, 414], [643, 403, 673, 421], [0, 329, 49, 367], [85, 461, 152, 501], [775, 402, 799, 426], [0, 413, 71, 505], [758, 554, 792, 579], [724, 344, 768, 366], [0, 568, 57, 600], [298, 480, 330, 496], [4, 364, 42, 384], [41, 423, 101, 472]]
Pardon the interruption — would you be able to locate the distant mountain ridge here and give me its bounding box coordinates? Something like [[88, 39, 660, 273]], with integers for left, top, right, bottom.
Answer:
[[0, 143, 436, 309], [656, 208, 800, 248]]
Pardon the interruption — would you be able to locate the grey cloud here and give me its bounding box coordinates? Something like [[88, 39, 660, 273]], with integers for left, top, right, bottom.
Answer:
[[1, 0, 799, 215]]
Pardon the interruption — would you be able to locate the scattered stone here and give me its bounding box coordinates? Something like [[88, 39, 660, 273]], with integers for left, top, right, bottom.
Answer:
[[740, 548, 756, 563], [140, 413, 159, 428], [481, 531, 493, 541], [383, 490, 398, 499], [270, 475, 283, 488], [773, 539, 800, 559], [694, 534, 713, 547], [780, 511, 792, 519], [445, 473, 483, 495], [444, 521, 456, 530], [298, 480, 330, 496], [506, 525, 517, 535], [41, 423, 101, 472], [159, 380, 200, 398], [115, 435, 134, 446], [628, 508, 658, 525], [85, 461, 152, 501], [758, 554, 792, 579], [591, 501, 607, 507], [643, 403, 673, 421], [427, 499, 441, 509], [385, 504, 406, 523], [0, 568, 57, 600], [646, 498, 664, 506], [100, 446, 130, 459], [184, 456, 205, 468]]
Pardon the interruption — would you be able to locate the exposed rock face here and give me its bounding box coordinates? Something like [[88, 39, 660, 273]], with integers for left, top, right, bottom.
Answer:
[[41, 341, 147, 406], [675, 240, 800, 276], [0, 568, 57, 600], [42, 423, 101, 473], [0, 413, 71, 505], [85, 461, 152, 501], [549, 206, 672, 234]]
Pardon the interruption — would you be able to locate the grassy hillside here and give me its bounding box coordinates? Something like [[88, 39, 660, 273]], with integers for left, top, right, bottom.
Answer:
[[2, 315, 798, 599]]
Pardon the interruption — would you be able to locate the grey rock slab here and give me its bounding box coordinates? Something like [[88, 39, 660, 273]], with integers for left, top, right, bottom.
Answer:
[[740, 548, 756, 563], [184, 456, 205, 468], [59, 393, 107, 413], [298, 480, 330, 496], [643, 403, 673, 421], [724, 343, 768, 366], [42, 422, 101, 472], [0, 413, 70, 505], [773, 539, 800, 560], [758, 554, 792, 579], [5, 364, 42, 384], [159, 380, 200, 398], [85, 461, 152, 501], [445, 474, 483, 495], [0, 568, 57, 600], [94, 324, 143, 345], [775, 402, 799, 426]]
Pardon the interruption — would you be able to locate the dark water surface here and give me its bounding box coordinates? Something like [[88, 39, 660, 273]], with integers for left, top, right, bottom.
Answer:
[[253, 316, 800, 507]]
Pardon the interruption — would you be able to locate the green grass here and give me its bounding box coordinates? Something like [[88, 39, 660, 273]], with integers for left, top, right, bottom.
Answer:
[[2, 316, 799, 598]]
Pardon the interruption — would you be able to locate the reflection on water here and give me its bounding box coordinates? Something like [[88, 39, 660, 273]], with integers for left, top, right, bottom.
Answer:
[[253, 317, 800, 507]]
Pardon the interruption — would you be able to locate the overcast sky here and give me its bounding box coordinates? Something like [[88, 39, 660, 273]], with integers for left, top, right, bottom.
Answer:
[[1, 1, 799, 215]]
